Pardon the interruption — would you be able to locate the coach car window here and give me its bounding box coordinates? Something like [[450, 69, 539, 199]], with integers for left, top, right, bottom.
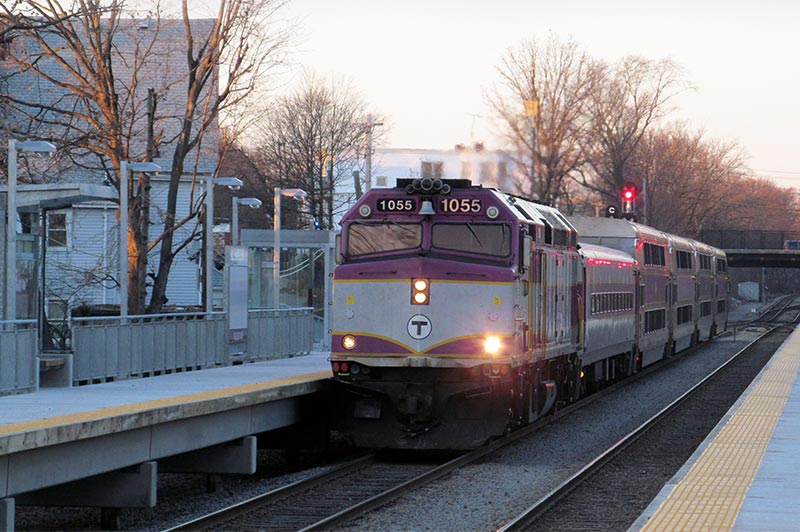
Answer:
[[676, 250, 693, 270], [432, 223, 511, 257], [644, 243, 666, 267], [644, 308, 666, 333], [347, 222, 422, 256]]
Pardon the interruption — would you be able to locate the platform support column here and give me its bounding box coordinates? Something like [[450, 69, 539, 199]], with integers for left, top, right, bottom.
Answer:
[[15, 461, 156, 509], [159, 436, 257, 475], [0, 498, 14, 532]]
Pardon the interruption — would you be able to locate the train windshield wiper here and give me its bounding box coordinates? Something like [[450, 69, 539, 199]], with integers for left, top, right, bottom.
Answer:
[[465, 222, 484, 248]]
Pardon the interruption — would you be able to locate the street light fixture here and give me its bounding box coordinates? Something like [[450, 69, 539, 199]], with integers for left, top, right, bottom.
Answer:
[[204, 177, 243, 311], [5, 139, 56, 321], [119, 160, 161, 318], [232, 197, 262, 246], [273, 187, 307, 309]]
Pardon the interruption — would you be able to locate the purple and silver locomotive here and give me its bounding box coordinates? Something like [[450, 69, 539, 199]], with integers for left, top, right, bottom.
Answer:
[[330, 179, 728, 450]]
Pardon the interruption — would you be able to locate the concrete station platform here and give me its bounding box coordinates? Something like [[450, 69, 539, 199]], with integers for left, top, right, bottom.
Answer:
[[0, 353, 332, 528], [634, 325, 800, 531]]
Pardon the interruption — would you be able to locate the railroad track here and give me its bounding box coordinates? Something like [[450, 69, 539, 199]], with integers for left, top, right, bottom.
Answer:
[[168, 300, 798, 532], [496, 321, 795, 531], [167, 327, 737, 532], [739, 294, 800, 325]]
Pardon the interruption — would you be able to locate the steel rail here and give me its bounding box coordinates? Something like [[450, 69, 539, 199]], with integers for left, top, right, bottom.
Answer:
[[164, 453, 376, 531], [300, 328, 723, 530], [495, 325, 780, 532], [165, 312, 756, 532]]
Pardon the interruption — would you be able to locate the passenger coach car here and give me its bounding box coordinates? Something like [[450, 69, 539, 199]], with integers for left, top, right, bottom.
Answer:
[[330, 180, 729, 450]]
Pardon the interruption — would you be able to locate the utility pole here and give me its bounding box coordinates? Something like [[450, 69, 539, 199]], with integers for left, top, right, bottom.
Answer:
[[524, 100, 538, 191], [364, 114, 383, 192]]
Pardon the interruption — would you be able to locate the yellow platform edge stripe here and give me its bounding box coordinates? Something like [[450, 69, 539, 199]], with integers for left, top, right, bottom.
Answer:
[[641, 333, 800, 531], [0, 370, 332, 437]]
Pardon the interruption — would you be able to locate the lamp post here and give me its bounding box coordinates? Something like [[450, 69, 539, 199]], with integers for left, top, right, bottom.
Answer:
[[231, 197, 262, 246], [205, 177, 243, 311], [364, 114, 383, 192], [273, 187, 307, 309], [118, 161, 161, 318], [5, 139, 56, 321]]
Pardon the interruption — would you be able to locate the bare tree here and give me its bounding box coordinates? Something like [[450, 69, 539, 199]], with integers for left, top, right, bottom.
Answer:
[[628, 125, 746, 236], [147, 0, 288, 312], [1, 0, 289, 314], [252, 73, 384, 229], [579, 56, 688, 205], [486, 35, 594, 206]]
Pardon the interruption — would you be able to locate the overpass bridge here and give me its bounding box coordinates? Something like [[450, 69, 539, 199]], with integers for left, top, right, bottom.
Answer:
[[702, 229, 800, 268], [725, 249, 800, 268]]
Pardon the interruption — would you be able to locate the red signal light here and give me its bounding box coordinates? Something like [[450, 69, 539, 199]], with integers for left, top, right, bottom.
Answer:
[[621, 182, 637, 217]]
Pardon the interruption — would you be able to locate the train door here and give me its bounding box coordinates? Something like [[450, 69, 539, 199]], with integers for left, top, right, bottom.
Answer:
[[635, 270, 643, 341], [531, 250, 547, 358], [667, 275, 676, 355], [555, 253, 564, 344]]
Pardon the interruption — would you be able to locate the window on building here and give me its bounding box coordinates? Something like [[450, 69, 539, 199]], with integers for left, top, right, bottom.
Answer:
[[497, 162, 508, 181], [421, 161, 444, 179], [47, 212, 68, 248], [46, 299, 67, 320], [461, 161, 472, 179], [19, 212, 35, 234], [479, 162, 496, 182], [0, 35, 13, 62]]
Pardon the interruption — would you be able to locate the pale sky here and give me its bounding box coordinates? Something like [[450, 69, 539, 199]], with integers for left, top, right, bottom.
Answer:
[[180, 0, 800, 187]]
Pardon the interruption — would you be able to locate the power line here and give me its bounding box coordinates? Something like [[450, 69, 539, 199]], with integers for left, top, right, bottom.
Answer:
[[754, 169, 800, 176]]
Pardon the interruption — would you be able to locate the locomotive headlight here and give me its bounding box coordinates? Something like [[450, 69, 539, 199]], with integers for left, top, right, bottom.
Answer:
[[342, 335, 357, 350], [411, 278, 430, 305], [484, 336, 502, 355]]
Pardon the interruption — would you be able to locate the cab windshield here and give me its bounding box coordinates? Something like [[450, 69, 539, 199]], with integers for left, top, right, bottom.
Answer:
[[347, 222, 422, 256], [432, 223, 511, 258]]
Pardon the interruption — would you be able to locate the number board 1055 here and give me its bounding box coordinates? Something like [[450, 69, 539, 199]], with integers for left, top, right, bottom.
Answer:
[[440, 198, 482, 213], [376, 198, 417, 212]]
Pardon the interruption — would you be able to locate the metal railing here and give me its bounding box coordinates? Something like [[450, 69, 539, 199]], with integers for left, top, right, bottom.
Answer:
[[0, 320, 38, 395], [71, 312, 228, 384], [246, 307, 314, 360], [70, 308, 315, 384]]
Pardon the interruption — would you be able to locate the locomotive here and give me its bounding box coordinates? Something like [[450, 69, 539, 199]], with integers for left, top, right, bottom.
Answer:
[[329, 179, 729, 450]]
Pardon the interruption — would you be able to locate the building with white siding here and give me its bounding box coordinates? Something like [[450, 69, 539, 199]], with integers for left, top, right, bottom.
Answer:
[[330, 144, 522, 227], [1, 17, 219, 321]]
